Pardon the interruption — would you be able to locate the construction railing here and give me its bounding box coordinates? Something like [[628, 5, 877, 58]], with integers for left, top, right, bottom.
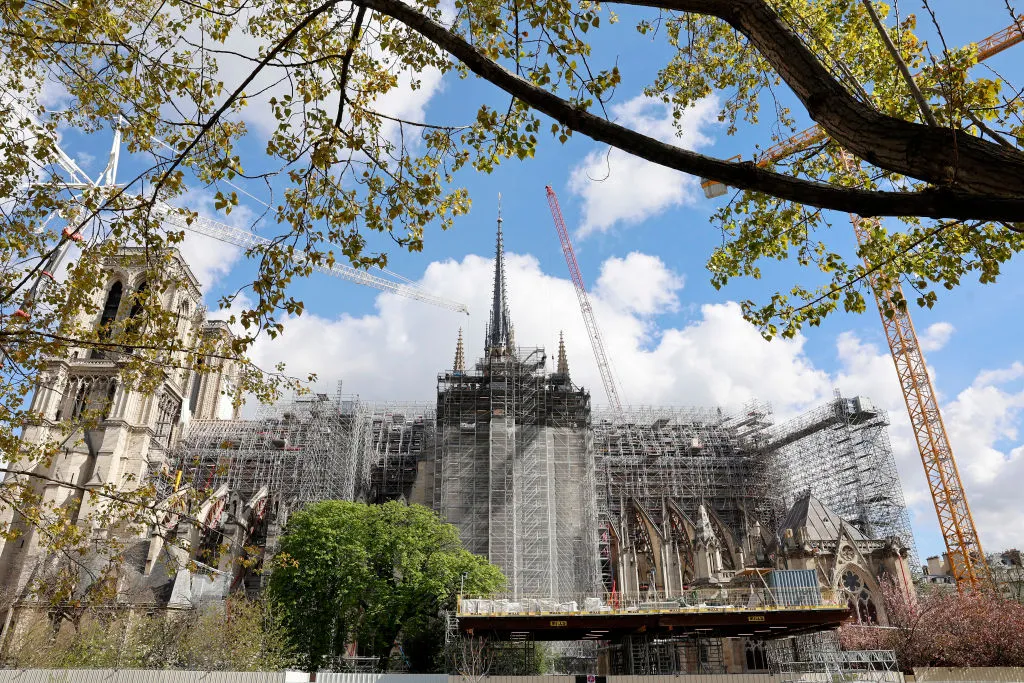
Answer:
[[457, 588, 846, 617]]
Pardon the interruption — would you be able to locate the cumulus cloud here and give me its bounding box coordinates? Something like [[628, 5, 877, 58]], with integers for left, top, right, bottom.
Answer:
[[244, 247, 830, 413], [568, 95, 719, 237], [919, 321, 955, 352], [194, 9, 445, 137], [593, 252, 685, 316], [161, 187, 256, 295]]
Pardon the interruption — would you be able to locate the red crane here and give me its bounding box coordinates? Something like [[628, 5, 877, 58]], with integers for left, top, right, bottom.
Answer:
[[545, 185, 624, 414]]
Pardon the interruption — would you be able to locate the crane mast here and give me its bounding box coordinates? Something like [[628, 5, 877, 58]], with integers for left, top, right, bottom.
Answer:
[[545, 185, 623, 413], [851, 213, 991, 588], [698, 21, 1024, 589]]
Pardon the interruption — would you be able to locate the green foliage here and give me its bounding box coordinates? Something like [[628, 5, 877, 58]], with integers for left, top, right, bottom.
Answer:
[[689, 2, 1024, 339], [268, 500, 505, 671], [489, 642, 550, 675], [3, 597, 295, 670]]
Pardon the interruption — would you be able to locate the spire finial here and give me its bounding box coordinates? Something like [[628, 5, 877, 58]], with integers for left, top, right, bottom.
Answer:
[[556, 330, 569, 376], [454, 327, 465, 373], [485, 196, 513, 355]]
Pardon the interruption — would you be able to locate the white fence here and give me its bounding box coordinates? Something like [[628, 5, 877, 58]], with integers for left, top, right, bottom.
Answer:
[[908, 669, 1024, 682]]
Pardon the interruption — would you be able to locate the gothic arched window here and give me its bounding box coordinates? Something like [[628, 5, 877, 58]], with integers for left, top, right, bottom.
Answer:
[[188, 357, 205, 415], [98, 281, 122, 337], [123, 282, 149, 352], [102, 380, 117, 420], [128, 281, 147, 320], [841, 569, 879, 624], [745, 639, 768, 671]]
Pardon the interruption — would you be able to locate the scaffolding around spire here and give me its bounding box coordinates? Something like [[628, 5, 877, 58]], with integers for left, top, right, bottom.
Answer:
[[485, 197, 514, 355]]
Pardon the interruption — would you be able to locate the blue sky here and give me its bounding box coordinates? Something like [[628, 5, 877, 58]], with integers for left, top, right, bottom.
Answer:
[[52, 1, 1024, 562]]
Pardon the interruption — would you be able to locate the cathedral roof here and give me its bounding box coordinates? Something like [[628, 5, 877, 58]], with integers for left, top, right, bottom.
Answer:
[[778, 492, 867, 542]]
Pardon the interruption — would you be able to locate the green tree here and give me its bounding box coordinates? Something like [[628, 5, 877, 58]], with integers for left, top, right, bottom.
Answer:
[[268, 500, 505, 672]]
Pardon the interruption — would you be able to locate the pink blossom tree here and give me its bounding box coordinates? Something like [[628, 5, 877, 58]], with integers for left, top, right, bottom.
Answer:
[[840, 577, 1024, 670]]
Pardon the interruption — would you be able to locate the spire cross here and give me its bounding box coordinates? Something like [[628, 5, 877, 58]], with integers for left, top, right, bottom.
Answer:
[[557, 330, 570, 376]]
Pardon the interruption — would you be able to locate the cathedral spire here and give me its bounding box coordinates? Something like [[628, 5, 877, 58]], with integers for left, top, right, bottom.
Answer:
[[485, 195, 513, 354], [453, 327, 465, 373], [556, 330, 570, 376]]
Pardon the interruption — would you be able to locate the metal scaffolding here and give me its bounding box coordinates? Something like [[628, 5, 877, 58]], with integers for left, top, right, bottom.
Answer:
[[766, 392, 920, 570], [167, 391, 357, 531], [168, 392, 436, 545], [434, 345, 600, 600], [591, 402, 782, 591], [767, 631, 900, 682]]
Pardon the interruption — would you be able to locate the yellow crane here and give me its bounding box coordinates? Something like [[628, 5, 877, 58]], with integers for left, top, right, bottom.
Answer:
[[701, 20, 1024, 589]]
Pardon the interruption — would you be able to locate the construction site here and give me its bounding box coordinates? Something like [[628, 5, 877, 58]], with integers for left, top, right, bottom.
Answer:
[[10, 28, 1020, 667], [143, 208, 924, 677], [0, 172, 1000, 680]]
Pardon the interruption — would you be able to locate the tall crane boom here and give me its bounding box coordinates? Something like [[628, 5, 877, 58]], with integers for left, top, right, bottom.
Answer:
[[698, 22, 1024, 589], [545, 186, 623, 413]]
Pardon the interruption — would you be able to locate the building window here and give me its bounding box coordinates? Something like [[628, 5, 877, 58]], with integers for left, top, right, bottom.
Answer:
[[93, 282, 123, 358], [155, 393, 181, 449], [125, 281, 147, 341], [102, 381, 118, 420], [98, 281, 122, 334], [70, 382, 89, 420], [841, 569, 878, 624], [745, 639, 768, 671], [188, 358, 205, 415], [128, 281, 147, 320]]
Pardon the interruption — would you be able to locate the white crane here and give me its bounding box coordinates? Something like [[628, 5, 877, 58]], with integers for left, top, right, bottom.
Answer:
[[154, 204, 469, 314], [12, 121, 469, 317]]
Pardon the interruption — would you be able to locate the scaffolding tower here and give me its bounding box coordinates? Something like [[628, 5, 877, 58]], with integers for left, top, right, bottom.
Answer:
[[766, 392, 920, 569], [168, 391, 357, 525], [435, 345, 600, 599], [168, 392, 437, 544]]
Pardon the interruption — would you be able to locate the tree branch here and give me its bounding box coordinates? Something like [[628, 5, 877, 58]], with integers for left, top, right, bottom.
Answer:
[[335, 6, 367, 129], [860, 0, 938, 127], [610, 0, 1024, 196], [351, 0, 1024, 221]]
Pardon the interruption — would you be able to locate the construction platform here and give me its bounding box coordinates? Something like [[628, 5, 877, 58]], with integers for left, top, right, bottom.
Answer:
[[456, 589, 850, 641]]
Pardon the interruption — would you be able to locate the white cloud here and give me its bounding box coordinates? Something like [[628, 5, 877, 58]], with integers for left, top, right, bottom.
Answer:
[[189, 7, 446, 137], [593, 252, 684, 316], [919, 321, 955, 352], [244, 247, 830, 415], [567, 95, 719, 237], [171, 188, 251, 294]]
